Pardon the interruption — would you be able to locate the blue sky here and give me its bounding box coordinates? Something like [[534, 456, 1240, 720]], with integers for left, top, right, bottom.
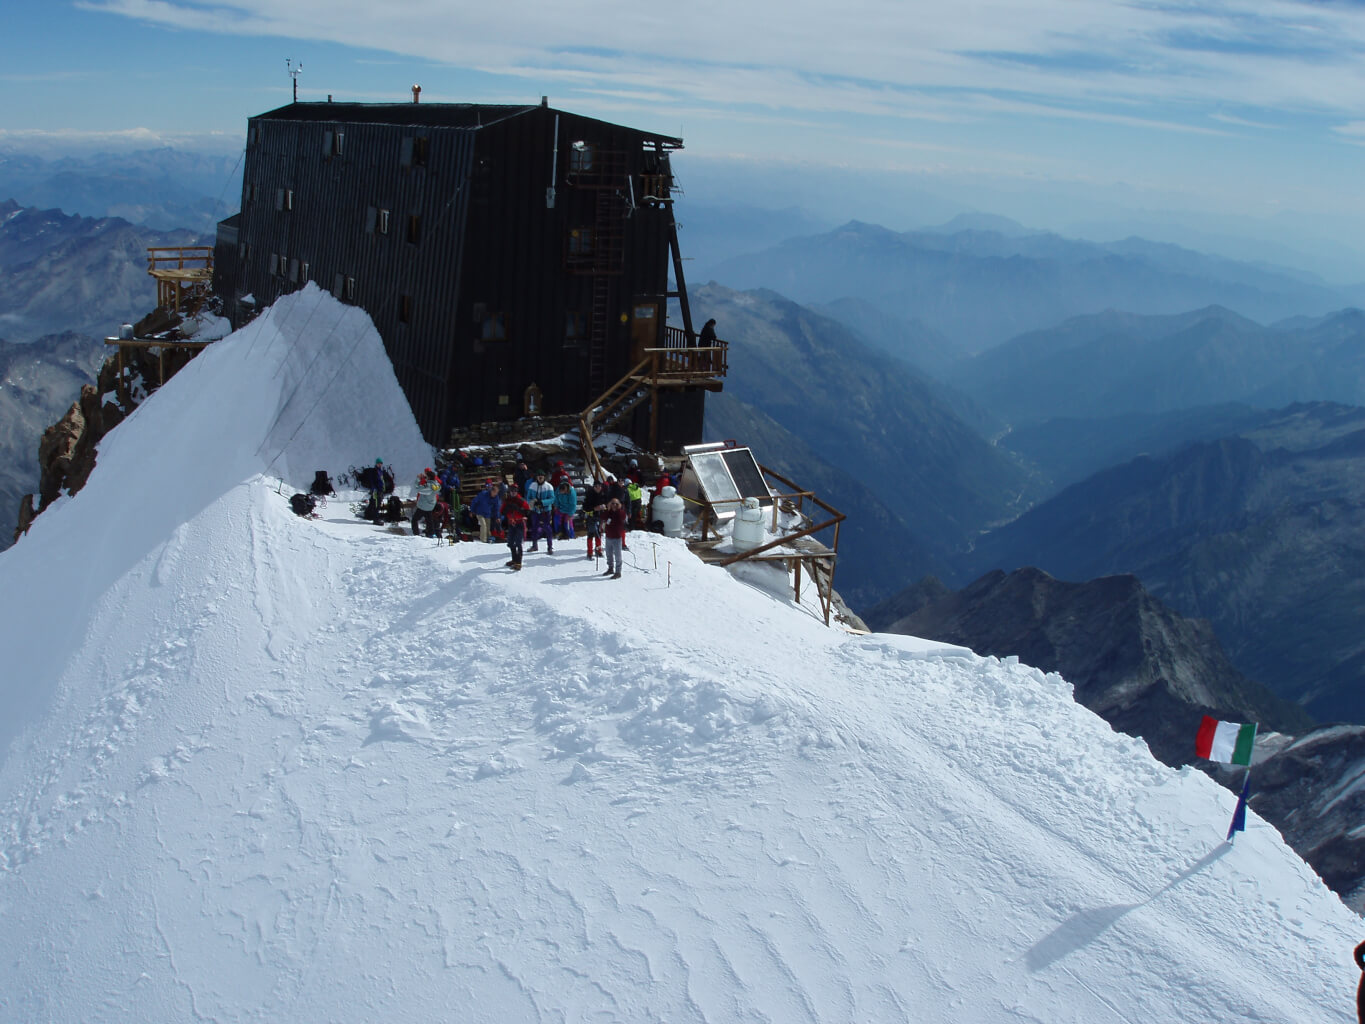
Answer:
[[6, 0, 1365, 273]]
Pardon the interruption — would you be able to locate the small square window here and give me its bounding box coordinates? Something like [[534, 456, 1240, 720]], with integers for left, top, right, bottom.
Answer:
[[345, 277, 356, 301], [567, 227, 595, 266], [569, 142, 595, 174], [300, 261, 309, 282], [565, 311, 588, 347], [481, 313, 507, 341], [378, 209, 390, 234]]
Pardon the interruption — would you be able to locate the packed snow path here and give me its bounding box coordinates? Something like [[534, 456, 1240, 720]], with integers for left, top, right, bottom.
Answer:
[[0, 286, 1359, 1022]]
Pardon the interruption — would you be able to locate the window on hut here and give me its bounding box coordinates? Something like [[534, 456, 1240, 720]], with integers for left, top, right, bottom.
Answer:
[[569, 142, 596, 174], [565, 311, 588, 348]]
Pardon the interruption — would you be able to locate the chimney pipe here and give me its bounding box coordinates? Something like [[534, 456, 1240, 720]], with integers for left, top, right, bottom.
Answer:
[[541, 95, 548, 108], [412, 84, 421, 104]]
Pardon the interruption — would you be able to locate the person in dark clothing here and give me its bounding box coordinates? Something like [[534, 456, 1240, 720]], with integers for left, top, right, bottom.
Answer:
[[604, 476, 630, 548], [501, 484, 531, 570], [602, 498, 629, 578], [699, 318, 717, 346], [438, 465, 461, 508], [360, 457, 387, 520], [513, 459, 532, 495], [582, 480, 607, 559]]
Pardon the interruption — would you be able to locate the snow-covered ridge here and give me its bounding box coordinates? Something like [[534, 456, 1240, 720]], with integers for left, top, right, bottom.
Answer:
[[0, 288, 1358, 1022]]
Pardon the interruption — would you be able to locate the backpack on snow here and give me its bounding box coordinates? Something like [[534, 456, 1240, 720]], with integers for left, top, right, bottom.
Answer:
[[289, 492, 317, 518], [310, 470, 335, 496]]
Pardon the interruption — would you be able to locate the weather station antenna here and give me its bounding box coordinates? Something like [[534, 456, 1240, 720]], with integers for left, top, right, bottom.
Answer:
[[287, 58, 303, 103]]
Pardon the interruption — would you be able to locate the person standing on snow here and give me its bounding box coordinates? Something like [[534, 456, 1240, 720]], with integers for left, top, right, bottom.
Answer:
[[501, 484, 531, 570], [412, 472, 440, 536], [581, 479, 607, 560], [470, 479, 498, 543], [524, 470, 556, 554], [553, 479, 578, 540], [601, 497, 628, 579], [438, 464, 461, 509]]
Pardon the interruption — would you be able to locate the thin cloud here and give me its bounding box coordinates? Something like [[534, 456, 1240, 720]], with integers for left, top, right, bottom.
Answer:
[[72, 0, 1365, 143]]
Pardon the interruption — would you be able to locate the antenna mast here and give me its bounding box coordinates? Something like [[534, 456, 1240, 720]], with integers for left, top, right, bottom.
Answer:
[[287, 59, 303, 103]]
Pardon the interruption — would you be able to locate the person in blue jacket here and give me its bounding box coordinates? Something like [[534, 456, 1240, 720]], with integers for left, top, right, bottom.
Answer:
[[553, 479, 578, 539], [438, 465, 461, 509], [469, 479, 499, 543], [524, 470, 556, 554]]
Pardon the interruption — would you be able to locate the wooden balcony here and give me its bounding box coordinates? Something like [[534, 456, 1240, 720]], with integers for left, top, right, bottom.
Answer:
[[147, 246, 214, 314]]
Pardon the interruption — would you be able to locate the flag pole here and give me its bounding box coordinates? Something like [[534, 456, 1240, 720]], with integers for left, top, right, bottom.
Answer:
[[1226, 767, 1252, 844]]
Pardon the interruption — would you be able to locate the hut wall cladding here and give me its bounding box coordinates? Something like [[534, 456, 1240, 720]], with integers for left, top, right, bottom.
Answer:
[[232, 105, 678, 444], [235, 115, 477, 440], [455, 108, 675, 427]]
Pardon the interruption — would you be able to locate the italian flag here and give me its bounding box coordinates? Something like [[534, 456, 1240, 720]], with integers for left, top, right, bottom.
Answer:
[[1195, 715, 1257, 766]]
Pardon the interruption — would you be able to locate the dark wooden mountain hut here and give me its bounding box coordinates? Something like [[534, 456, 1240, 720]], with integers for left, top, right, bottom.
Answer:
[[213, 98, 721, 450]]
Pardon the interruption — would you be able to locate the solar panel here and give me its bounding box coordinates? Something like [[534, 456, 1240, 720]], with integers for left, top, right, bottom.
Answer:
[[683, 445, 771, 520]]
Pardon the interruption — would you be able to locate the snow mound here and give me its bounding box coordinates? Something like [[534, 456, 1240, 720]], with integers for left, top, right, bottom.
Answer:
[[0, 284, 428, 770], [0, 291, 1360, 1022]]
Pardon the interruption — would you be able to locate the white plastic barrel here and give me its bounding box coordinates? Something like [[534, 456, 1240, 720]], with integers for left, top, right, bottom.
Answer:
[[654, 485, 685, 537], [731, 497, 766, 551]]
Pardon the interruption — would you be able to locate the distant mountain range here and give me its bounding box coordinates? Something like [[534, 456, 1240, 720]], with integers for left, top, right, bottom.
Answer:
[[0, 199, 205, 342], [965, 403, 1365, 724], [0, 148, 239, 233], [707, 220, 1361, 353], [692, 282, 1033, 609], [0, 200, 207, 548], [952, 305, 1365, 426], [867, 567, 1311, 765]]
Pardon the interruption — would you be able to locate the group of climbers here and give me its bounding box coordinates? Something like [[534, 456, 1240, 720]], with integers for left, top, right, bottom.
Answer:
[[356, 450, 685, 580]]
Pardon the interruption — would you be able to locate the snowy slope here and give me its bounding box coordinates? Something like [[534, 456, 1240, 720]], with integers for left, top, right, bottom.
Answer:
[[1, 287, 1360, 1022]]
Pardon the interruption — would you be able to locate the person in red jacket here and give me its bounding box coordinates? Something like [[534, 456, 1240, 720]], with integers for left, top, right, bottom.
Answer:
[[601, 497, 628, 579], [500, 484, 531, 571]]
